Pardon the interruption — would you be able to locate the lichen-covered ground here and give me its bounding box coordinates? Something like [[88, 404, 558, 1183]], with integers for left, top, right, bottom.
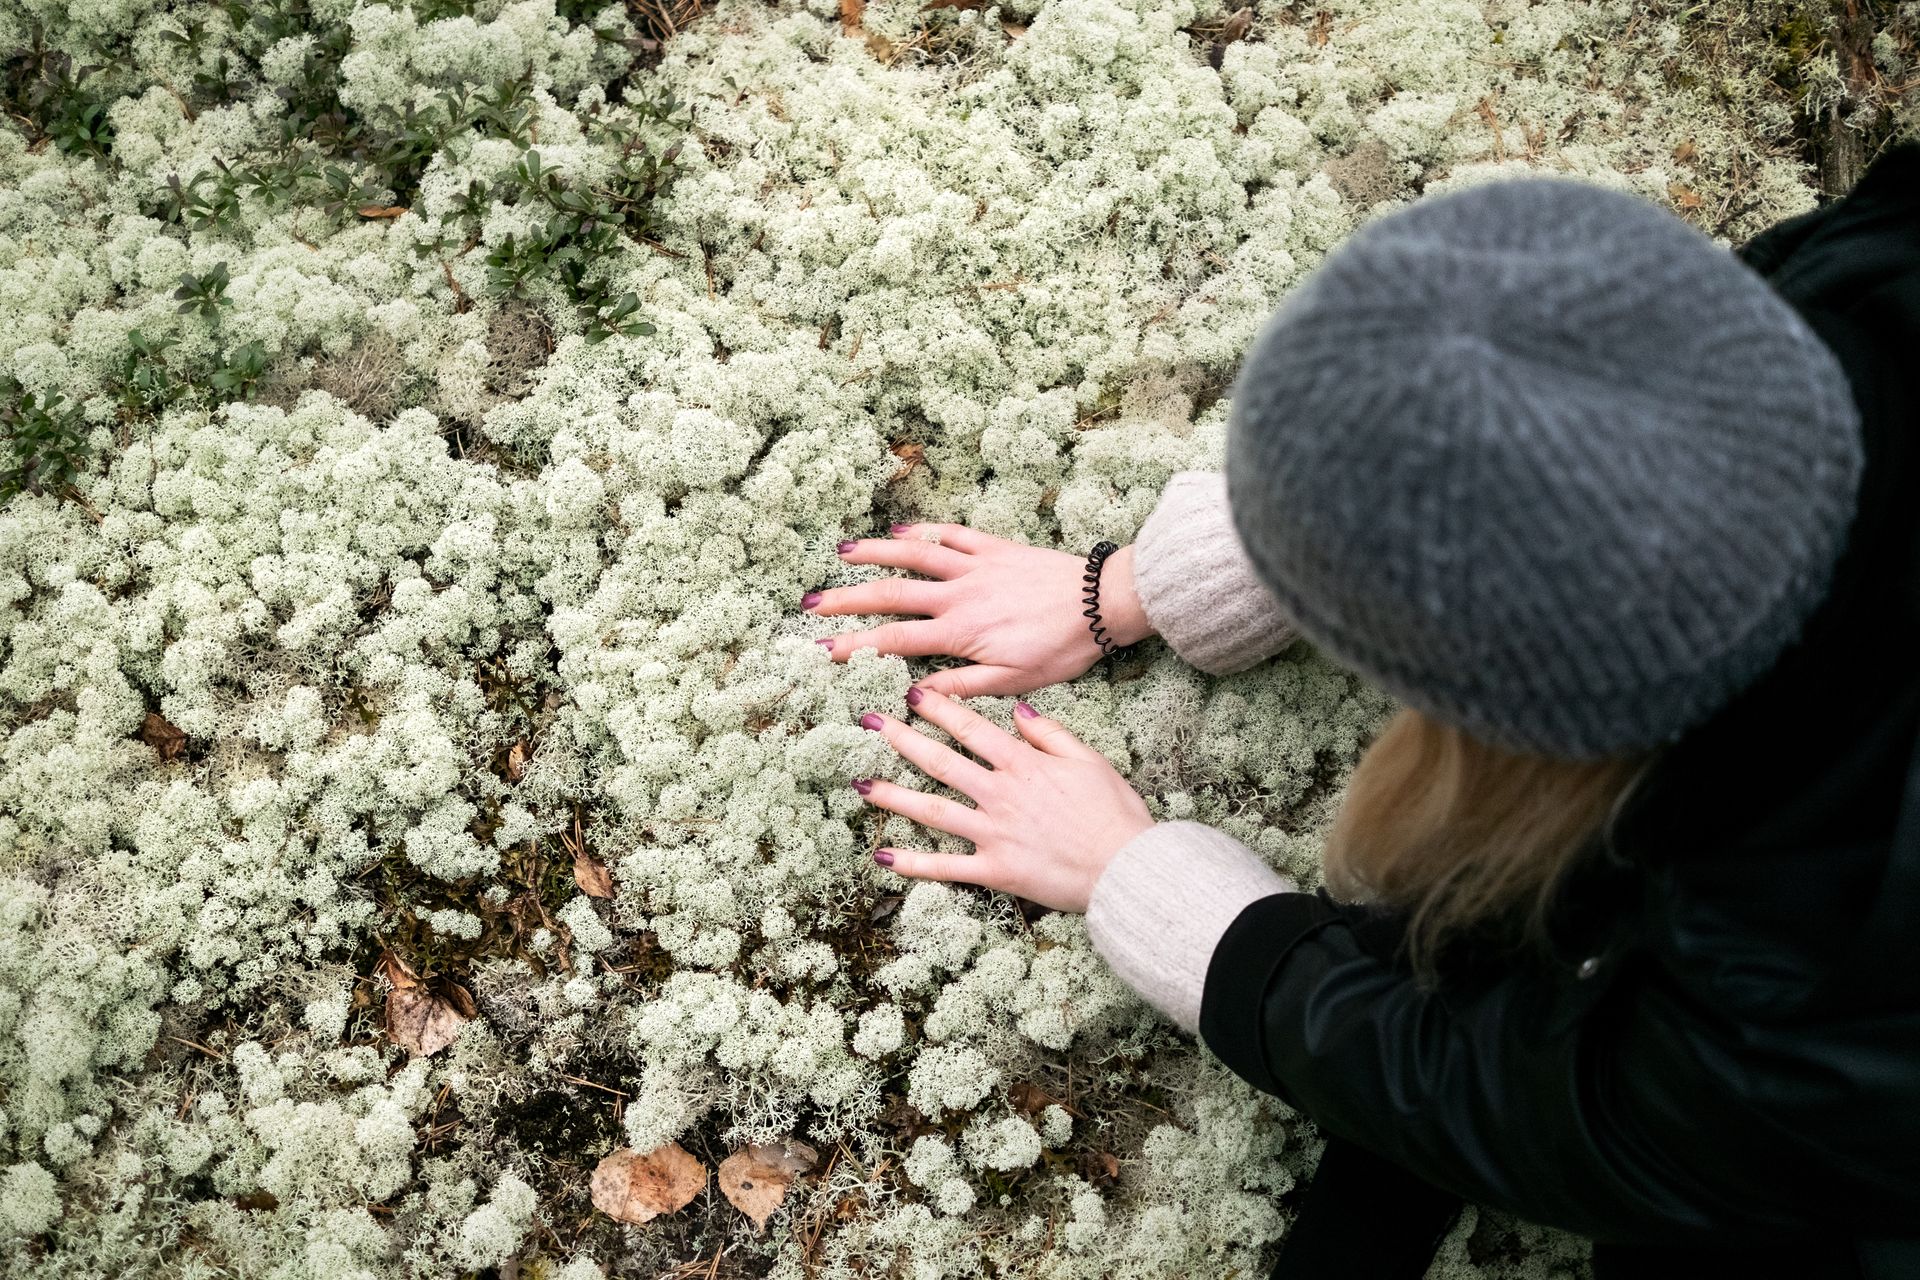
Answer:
[[0, 0, 1886, 1276]]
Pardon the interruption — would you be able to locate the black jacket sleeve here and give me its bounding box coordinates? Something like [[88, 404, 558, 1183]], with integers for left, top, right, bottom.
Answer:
[[1196, 889, 1834, 1247]]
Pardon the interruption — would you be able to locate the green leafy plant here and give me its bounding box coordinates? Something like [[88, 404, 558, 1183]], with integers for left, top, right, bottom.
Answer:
[[484, 231, 548, 297], [1, 28, 117, 160], [48, 98, 113, 159], [160, 161, 246, 230], [189, 50, 252, 108], [583, 291, 655, 345], [0, 377, 92, 501], [116, 329, 182, 417], [320, 166, 388, 220], [211, 340, 271, 400], [175, 263, 234, 318], [472, 75, 538, 146]]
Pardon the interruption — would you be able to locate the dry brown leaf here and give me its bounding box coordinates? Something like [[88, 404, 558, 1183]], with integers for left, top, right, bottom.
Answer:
[[139, 710, 188, 761], [379, 950, 420, 991], [920, 0, 984, 9], [1071, 1149, 1122, 1187], [838, 0, 864, 29], [504, 739, 531, 783], [1218, 6, 1253, 43], [441, 980, 478, 1020], [887, 441, 926, 484], [1672, 139, 1697, 164], [719, 1141, 819, 1231], [386, 986, 469, 1056], [574, 851, 614, 899], [1667, 181, 1704, 210], [591, 1144, 708, 1224], [357, 205, 408, 219], [1002, 21, 1028, 37]]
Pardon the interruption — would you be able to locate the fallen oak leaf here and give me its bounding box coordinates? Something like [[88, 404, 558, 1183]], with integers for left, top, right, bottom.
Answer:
[[591, 1143, 708, 1224], [386, 985, 470, 1056], [357, 205, 408, 219], [719, 1141, 819, 1232]]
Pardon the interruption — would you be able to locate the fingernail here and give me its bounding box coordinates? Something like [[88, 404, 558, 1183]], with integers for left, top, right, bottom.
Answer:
[[1016, 700, 1037, 719], [816, 637, 834, 650], [873, 849, 896, 867], [851, 777, 874, 796], [905, 686, 924, 707], [860, 712, 883, 730], [837, 540, 856, 554], [801, 591, 822, 609], [890, 522, 910, 534]]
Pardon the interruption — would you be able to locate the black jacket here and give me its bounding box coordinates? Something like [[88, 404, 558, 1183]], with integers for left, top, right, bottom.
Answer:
[[1199, 145, 1920, 1261]]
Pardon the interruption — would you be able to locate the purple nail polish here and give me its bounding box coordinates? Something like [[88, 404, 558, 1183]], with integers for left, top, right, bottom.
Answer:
[[873, 849, 896, 867], [905, 686, 924, 707], [837, 540, 856, 554], [1015, 700, 1037, 719], [860, 713, 883, 731], [816, 637, 835, 650], [851, 777, 874, 796], [801, 591, 822, 609], [890, 522, 910, 534]]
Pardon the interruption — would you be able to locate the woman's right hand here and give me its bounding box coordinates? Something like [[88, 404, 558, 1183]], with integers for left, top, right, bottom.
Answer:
[[807, 523, 1155, 698]]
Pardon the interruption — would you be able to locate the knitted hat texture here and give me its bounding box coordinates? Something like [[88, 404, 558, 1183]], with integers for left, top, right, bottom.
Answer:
[[1225, 177, 1864, 759]]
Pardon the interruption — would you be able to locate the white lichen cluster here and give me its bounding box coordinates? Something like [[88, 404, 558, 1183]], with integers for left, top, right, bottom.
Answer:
[[0, 0, 1820, 1274]]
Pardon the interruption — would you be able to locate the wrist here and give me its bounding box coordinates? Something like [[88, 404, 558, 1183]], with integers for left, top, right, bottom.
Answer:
[[1096, 543, 1155, 648]]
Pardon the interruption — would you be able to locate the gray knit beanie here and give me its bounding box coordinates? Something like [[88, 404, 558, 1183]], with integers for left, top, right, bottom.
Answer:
[[1225, 177, 1864, 760]]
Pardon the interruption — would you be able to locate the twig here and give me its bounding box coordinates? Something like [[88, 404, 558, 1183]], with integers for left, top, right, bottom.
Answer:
[[1476, 94, 1508, 163], [439, 259, 471, 313], [168, 1035, 227, 1061], [557, 1073, 630, 1098], [158, 79, 197, 122]]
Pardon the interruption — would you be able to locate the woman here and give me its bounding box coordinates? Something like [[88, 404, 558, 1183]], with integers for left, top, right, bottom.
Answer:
[[807, 148, 1920, 1278]]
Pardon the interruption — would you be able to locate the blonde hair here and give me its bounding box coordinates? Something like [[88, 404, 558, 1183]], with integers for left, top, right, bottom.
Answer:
[[1323, 707, 1650, 986]]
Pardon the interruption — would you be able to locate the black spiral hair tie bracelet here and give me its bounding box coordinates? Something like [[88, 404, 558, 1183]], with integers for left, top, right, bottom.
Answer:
[[1081, 540, 1131, 660]]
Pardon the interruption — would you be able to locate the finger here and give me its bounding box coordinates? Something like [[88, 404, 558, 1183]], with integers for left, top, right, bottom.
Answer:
[[822, 620, 958, 661], [1011, 700, 1106, 762], [857, 777, 990, 842], [865, 712, 995, 795], [891, 521, 1001, 555], [838, 537, 973, 580], [913, 664, 1027, 700], [808, 577, 950, 619], [873, 845, 1010, 892], [905, 686, 1023, 770]]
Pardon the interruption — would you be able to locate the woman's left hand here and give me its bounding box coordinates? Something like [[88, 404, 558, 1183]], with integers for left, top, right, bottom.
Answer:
[[853, 687, 1155, 913]]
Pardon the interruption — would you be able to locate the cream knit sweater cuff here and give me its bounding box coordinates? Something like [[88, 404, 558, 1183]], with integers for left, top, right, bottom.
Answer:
[[1084, 820, 1296, 1034], [1130, 470, 1299, 675]]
